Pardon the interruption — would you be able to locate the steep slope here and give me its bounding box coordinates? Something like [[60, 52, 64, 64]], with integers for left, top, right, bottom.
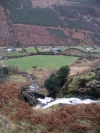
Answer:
[[0, 80, 100, 133], [0, 0, 100, 46]]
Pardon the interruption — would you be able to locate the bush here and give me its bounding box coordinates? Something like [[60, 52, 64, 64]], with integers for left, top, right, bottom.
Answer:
[[2, 66, 8, 75], [44, 66, 70, 97], [7, 66, 19, 74], [89, 80, 100, 98]]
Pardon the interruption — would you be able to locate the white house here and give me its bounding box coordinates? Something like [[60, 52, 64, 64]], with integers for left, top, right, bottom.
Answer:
[[7, 49, 12, 52], [86, 47, 93, 51]]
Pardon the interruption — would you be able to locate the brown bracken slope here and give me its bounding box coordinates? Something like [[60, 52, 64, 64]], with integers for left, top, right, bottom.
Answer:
[[0, 80, 100, 133]]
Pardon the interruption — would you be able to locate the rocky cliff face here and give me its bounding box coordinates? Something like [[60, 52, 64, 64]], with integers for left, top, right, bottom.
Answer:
[[0, 0, 100, 46], [62, 67, 100, 99]]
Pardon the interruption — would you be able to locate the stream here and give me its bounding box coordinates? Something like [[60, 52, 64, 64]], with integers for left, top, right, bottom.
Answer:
[[27, 74, 40, 92], [27, 74, 100, 109], [36, 97, 100, 109]]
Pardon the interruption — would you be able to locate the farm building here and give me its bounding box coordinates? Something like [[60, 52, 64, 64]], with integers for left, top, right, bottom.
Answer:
[[7, 49, 12, 52]]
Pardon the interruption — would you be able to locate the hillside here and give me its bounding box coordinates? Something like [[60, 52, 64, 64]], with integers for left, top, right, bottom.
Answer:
[[0, 0, 100, 46], [0, 71, 100, 133]]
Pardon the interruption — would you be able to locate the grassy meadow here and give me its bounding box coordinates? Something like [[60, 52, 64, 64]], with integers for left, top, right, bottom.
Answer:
[[5, 51, 26, 57], [4, 55, 78, 71], [25, 47, 37, 53], [10, 75, 26, 82], [91, 48, 100, 53]]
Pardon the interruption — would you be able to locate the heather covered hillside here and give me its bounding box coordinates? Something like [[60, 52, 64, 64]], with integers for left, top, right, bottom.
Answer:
[[0, 0, 100, 46], [0, 67, 100, 133]]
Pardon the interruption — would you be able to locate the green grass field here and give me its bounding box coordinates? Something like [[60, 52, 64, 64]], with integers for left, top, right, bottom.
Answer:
[[37, 47, 44, 52], [25, 47, 37, 53], [5, 51, 26, 57], [4, 55, 78, 71], [10, 75, 26, 82], [59, 46, 68, 51], [90, 48, 100, 53]]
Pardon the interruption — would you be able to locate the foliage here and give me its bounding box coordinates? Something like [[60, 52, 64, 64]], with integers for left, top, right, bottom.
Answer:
[[1, 0, 65, 27], [44, 66, 70, 96], [57, 66, 70, 87], [2, 0, 21, 8], [0, 75, 100, 133], [23, 1, 32, 8], [69, 5, 97, 17], [9, 7, 64, 27], [0, 66, 8, 83], [2, 66, 8, 75], [16, 41, 20, 47], [89, 80, 100, 98], [53, 4, 98, 31], [44, 73, 58, 93], [54, 5, 78, 18], [65, 19, 81, 29], [7, 66, 19, 74], [47, 28, 67, 38]]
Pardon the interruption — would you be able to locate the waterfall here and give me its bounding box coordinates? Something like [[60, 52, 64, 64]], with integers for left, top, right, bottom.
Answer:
[[27, 74, 40, 92], [27, 74, 100, 109], [36, 97, 100, 109]]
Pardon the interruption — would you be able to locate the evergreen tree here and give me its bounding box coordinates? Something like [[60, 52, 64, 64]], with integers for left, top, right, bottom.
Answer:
[[2, 66, 8, 75], [44, 66, 70, 97]]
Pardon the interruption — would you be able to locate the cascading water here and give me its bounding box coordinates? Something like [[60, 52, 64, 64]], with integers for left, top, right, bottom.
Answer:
[[27, 74, 40, 91], [27, 74, 100, 109], [36, 97, 100, 109]]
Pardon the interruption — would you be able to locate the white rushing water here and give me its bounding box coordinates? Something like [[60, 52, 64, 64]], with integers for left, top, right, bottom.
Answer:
[[27, 74, 100, 109], [36, 97, 100, 109]]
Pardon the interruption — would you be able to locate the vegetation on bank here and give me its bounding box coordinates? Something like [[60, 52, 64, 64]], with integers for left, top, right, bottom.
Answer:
[[0, 57, 100, 133], [4, 55, 78, 71], [0, 81, 100, 133], [45, 66, 70, 98], [62, 66, 100, 99]]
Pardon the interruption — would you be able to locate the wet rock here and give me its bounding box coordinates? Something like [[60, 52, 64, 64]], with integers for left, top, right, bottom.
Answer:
[[88, 80, 100, 98], [19, 74, 45, 106]]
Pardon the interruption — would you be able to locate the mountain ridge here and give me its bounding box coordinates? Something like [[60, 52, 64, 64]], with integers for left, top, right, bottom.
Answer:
[[0, 0, 100, 46]]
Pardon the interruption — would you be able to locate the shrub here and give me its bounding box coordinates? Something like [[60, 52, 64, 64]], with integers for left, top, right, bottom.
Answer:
[[44, 66, 70, 97], [7, 66, 19, 74], [2, 66, 8, 75]]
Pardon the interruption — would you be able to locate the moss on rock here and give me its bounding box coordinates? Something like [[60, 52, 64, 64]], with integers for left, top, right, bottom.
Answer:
[[63, 66, 100, 99]]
